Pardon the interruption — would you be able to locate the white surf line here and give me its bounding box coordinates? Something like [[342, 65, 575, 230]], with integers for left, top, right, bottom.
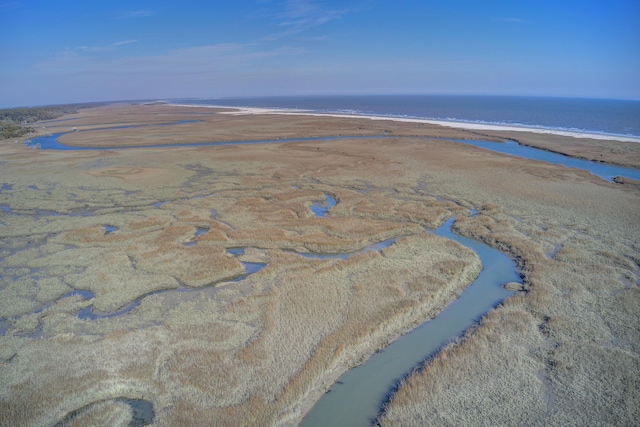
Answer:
[[166, 103, 640, 144]]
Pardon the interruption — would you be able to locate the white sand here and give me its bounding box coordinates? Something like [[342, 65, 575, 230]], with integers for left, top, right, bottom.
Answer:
[[168, 104, 640, 144]]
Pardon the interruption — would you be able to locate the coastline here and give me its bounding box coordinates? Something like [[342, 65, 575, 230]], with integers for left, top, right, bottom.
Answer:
[[2, 104, 639, 426], [168, 103, 640, 144]]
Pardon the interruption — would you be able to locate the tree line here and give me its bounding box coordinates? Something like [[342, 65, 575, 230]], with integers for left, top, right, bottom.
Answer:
[[0, 102, 105, 139]]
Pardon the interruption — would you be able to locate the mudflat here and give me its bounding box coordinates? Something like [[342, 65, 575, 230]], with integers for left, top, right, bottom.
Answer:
[[1, 104, 638, 426]]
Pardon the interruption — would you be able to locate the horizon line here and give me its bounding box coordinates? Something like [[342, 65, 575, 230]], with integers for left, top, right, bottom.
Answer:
[[3, 93, 640, 110]]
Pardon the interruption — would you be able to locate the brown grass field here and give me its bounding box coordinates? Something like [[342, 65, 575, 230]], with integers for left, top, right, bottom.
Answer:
[[1, 104, 638, 426]]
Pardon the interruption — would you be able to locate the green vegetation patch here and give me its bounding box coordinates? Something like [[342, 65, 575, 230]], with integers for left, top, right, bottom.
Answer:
[[0, 103, 104, 139]]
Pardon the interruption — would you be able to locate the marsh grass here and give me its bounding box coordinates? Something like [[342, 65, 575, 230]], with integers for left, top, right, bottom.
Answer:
[[377, 303, 548, 426], [2, 105, 638, 426], [378, 201, 640, 426], [56, 399, 132, 427]]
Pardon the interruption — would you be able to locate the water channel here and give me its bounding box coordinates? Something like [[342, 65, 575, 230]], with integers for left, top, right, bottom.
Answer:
[[454, 139, 640, 182], [26, 131, 640, 181], [299, 217, 521, 427]]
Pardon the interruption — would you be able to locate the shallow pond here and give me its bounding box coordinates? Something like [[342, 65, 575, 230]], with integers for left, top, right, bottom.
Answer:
[[309, 194, 337, 218]]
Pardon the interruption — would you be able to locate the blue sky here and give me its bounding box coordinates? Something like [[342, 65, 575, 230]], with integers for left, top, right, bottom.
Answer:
[[1, 0, 638, 107]]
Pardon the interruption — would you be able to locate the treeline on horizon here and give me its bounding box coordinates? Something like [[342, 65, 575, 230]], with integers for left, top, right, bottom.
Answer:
[[0, 102, 105, 139]]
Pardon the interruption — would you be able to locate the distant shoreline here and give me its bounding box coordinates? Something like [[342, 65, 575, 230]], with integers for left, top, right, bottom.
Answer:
[[168, 103, 640, 144]]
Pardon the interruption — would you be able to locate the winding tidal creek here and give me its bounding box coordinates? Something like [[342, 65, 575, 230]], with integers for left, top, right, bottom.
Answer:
[[28, 131, 640, 181], [299, 217, 522, 427]]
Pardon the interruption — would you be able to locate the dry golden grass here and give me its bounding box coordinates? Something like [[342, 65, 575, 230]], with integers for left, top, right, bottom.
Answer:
[[1, 104, 638, 426], [378, 193, 640, 426], [50, 103, 500, 148]]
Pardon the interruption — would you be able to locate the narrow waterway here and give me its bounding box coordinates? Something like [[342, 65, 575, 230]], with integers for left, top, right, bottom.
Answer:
[[453, 139, 640, 182], [299, 218, 521, 427], [27, 132, 640, 181]]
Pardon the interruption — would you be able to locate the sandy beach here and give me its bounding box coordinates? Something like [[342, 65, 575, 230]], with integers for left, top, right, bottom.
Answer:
[[171, 103, 640, 143]]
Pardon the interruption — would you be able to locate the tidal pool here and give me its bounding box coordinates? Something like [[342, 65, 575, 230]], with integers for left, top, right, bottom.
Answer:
[[299, 217, 521, 427], [309, 194, 337, 218]]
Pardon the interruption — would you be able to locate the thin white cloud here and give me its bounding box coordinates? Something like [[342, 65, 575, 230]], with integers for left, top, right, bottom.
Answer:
[[261, 0, 353, 41], [110, 40, 138, 47], [36, 42, 306, 77], [75, 40, 138, 53]]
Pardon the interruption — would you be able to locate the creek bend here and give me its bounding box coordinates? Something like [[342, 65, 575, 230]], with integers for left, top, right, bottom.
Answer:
[[299, 217, 522, 427]]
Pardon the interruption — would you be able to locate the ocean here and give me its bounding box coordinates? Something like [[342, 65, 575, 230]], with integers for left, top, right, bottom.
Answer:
[[172, 95, 640, 140]]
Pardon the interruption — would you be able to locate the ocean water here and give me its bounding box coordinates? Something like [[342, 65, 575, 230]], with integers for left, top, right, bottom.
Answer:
[[173, 95, 640, 139]]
